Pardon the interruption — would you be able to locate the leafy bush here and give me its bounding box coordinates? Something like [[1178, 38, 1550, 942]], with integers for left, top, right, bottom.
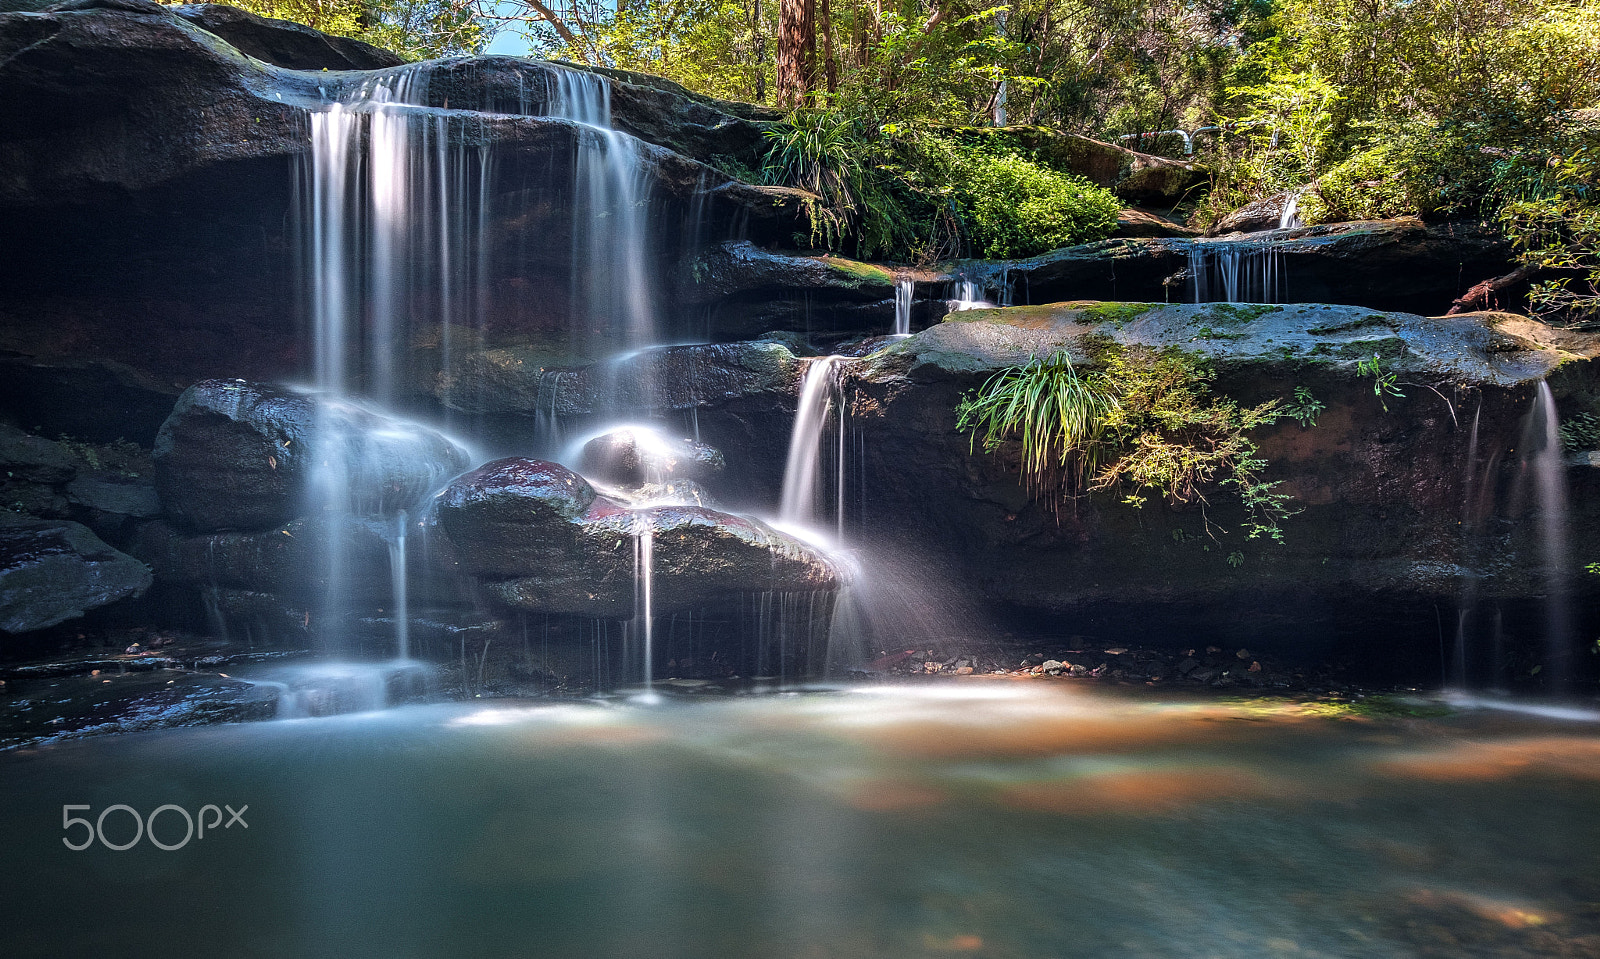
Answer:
[[931, 141, 1123, 259], [956, 344, 1296, 540], [1298, 145, 1426, 224], [762, 118, 1120, 261]]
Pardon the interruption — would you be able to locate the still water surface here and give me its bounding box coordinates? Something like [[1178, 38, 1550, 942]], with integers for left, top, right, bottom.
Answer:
[[2, 683, 1597, 958]]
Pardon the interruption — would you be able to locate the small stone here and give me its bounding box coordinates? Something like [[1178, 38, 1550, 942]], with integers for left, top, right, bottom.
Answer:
[[1190, 668, 1218, 682], [1176, 657, 1199, 675], [954, 666, 974, 675], [1236, 648, 1251, 659], [1104, 647, 1128, 655], [1042, 660, 1064, 672], [1069, 664, 1089, 676], [1248, 661, 1262, 672], [1206, 646, 1222, 653]]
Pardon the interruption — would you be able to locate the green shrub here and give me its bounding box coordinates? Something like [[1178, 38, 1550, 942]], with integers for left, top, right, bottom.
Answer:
[[956, 344, 1296, 540], [933, 141, 1122, 259], [1298, 145, 1426, 223]]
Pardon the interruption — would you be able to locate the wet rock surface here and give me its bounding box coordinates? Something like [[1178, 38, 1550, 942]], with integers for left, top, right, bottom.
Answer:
[[579, 428, 725, 486], [437, 457, 838, 617], [153, 379, 469, 532], [0, 513, 152, 634], [840, 303, 1600, 653], [995, 219, 1512, 315]]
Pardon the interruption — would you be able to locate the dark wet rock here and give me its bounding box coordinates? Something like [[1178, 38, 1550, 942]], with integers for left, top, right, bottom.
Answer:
[[988, 219, 1513, 316], [153, 379, 469, 533], [433, 459, 598, 577], [620, 479, 724, 509], [844, 302, 1600, 653], [169, 3, 405, 70], [676, 241, 949, 340], [135, 515, 396, 605], [438, 340, 803, 418], [579, 428, 725, 486], [66, 474, 160, 518], [0, 669, 278, 750], [436, 457, 837, 617], [0, 424, 75, 484], [0, 513, 152, 633]]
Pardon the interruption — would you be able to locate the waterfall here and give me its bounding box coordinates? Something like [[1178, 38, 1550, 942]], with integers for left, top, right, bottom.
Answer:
[[547, 69, 660, 356], [1189, 239, 1285, 304], [893, 277, 914, 335], [303, 68, 493, 659], [779, 357, 846, 530], [633, 518, 656, 698], [1527, 382, 1573, 688]]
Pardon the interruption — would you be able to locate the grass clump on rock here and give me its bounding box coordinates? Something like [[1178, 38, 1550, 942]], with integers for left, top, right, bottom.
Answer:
[[956, 345, 1296, 541]]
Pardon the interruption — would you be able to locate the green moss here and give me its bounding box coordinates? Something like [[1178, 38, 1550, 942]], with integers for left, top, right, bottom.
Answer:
[[1307, 313, 1394, 336], [818, 255, 895, 284], [1074, 301, 1159, 325], [1200, 303, 1283, 325]]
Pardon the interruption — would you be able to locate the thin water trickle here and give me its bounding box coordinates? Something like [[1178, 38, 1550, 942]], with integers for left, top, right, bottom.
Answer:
[[1528, 381, 1573, 687]]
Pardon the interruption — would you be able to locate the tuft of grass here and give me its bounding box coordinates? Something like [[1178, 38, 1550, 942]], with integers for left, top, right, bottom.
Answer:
[[954, 350, 1119, 495]]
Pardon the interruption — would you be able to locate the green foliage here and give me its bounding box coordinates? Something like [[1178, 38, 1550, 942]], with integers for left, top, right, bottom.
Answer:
[[762, 116, 1119, 260], [1297, 145, 1425, 224], [923, 137, 1122, 258], [1499, 118, 1600, 325], [1283, 386, 1324, 427], [1561, 411, 1600, 451], [1356, 354, 1403, 411], [955, 350, 1120, 492], [957, 344, 1297, 541]]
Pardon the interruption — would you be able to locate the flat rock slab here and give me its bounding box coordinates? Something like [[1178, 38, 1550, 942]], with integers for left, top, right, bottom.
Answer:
[[0, 513, 151, 634], [863, 301, 1585, 388]]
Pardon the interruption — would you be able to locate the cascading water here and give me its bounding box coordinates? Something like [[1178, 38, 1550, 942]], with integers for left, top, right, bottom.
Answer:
[[893, 277, 914, 335], [1527, 381, 1573, 687], [547, 70, 660, 357], [1189, 238, 1285, 304], [779, 357, 846, 531]]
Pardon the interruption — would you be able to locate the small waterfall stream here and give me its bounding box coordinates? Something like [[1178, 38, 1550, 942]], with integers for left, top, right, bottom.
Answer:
[[1528, 381, 1573, 687], [893, 277, 914, 335], [1188, 238, 1286, 304]]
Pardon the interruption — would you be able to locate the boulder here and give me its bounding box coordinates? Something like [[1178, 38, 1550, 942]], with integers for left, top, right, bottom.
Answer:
[[1208, 190, 1305, 235], [169, 3, 405, 70], [579, 428, 725, 486], [845, 302, 1600, 649], [435, 458, 837, 617], [0, 513, 152, 632], [153, 379, 470, 533]]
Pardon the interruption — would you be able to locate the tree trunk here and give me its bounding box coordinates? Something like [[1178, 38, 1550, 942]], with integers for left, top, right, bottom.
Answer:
[[819, 0, 838, 93], [777, 0, 815, 108]]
